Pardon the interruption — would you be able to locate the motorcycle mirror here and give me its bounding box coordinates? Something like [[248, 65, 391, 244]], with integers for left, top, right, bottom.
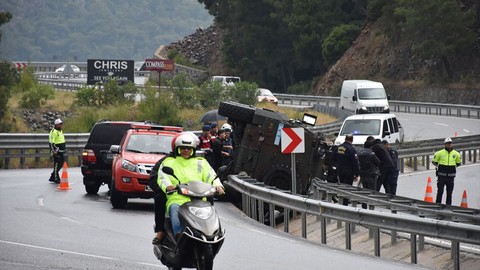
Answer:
[[162, 166, 175, 175], [162, 166, 180, 183]]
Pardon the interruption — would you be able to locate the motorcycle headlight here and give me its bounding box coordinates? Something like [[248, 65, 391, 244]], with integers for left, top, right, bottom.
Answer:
[[121, 159, 137, 172], [189, 206, 213, 219]]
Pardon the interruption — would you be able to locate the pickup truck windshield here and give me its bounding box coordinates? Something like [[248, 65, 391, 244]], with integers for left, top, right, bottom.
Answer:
[[340, 119, 381, 136]]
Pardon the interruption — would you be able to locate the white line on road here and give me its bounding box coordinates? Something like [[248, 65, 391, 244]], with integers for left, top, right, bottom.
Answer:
[[463, 129, 470, 133], [0, 240, 160, 267], [434, 122, 448, 127], [36, 198, 44, 206]]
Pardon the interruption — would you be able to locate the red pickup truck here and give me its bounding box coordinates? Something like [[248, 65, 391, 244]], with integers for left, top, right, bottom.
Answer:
[[109, 124, 182, 208]]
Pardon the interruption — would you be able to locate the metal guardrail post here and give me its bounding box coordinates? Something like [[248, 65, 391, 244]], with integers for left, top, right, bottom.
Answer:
[[269, 204, 275, 228], [301, 213, 307, 238], [284, 209, 289, 233], [321, 216, 327, 245], [259, 201, 265, 224], [374, 227, 380, 257], [411, 233, 417, 264], [452, 240, 460, 270], [345, 222, 352, 250]]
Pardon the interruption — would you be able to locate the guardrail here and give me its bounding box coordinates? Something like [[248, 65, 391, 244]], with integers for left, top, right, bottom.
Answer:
[[226, 174, 480, 270], [275, 94, 480, 119], [1, 132, 480, 169], [0, 133, 88, 168]]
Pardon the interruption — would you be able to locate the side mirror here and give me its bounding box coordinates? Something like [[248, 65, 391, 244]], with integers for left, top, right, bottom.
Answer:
[[109, 145, 120, 154], [334, 132, 339, 137], [352, 96, 357, 101], [382, 131, 391, 138], [387, 94, 391, 100]]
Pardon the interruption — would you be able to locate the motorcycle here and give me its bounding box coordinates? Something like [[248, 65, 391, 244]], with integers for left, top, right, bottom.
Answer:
[[153, 167, 226, 270]]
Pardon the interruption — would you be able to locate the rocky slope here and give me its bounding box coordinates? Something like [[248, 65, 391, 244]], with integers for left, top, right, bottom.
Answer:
[[166, 22, 480, 105], [313, 22, 480, 105], [165, 24, 227, 75]]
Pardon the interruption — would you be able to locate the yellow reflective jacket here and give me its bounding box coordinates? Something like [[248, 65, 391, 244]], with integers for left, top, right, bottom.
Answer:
[[49, 128, 65, 151], [432, 148, 461, 177], [157, 156, 222, 213]]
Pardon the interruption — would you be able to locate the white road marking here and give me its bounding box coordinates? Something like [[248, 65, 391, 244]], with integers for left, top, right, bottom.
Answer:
[[434, 122, 448, 127], [36, 198, 44, 206], [0, 240, 160, 267], [463, 129, 470, 133]]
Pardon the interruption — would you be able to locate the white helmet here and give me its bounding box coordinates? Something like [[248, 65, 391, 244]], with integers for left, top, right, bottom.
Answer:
[[173, 133, 197, 157], [444, 137, 453, 144], [221, 123, 232, 132], [54, 118, 63, 125]]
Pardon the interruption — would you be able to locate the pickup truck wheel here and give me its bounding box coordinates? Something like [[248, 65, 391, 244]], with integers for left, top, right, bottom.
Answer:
[[218, 101, 255, 123], [110, 179, 128, 209]]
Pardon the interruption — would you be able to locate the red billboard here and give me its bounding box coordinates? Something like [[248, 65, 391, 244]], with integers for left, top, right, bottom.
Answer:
[[144, 59, 174, 71]]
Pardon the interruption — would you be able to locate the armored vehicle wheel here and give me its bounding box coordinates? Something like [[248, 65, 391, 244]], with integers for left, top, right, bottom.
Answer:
[[262, 164, 303, 193]]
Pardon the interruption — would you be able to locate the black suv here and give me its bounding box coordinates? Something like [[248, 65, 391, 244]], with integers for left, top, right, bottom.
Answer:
[[81, 120, 162, 194]]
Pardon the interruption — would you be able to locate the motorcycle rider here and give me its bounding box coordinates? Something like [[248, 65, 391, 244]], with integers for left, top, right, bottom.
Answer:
[[157, 133, 225, 236]]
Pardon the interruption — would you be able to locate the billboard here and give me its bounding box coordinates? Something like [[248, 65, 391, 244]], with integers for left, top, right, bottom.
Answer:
[[144, 59, 174, 71], [87, 59, 134, 85]]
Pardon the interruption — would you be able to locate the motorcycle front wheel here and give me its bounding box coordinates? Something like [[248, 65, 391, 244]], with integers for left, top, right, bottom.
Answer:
[[194, 244, 214, 270]]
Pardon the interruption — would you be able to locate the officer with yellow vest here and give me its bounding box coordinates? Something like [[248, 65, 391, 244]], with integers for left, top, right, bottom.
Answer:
[[157, 133, 224, 236], [49, 118, 66, 183], [432, 137, 461, 205]]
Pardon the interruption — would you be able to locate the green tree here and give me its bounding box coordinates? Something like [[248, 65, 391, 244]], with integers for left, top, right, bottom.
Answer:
[[322, 24, 361, 67], [101, 80, 138, 105], [75, 85, 100, 107], [168, 72, 197, 108], [0, 11, 16, 132], [138, 81, 181, 126], [391, 0, 476, 79], [15, 67, 54, 109], [198, 0, 368, 92], [229, 81, 258, 106], [197, 81, 225, 109]]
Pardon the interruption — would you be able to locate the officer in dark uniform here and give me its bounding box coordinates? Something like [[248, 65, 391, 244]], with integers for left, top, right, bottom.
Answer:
[[333, 134, 359, 205]]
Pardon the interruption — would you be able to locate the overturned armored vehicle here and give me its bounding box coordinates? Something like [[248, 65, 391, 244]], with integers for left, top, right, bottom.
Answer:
[[218, 101, 334, 195]]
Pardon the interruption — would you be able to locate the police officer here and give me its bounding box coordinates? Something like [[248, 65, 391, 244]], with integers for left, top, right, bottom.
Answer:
[[49, 118, 66, 183], [333, 134, 359, 205], [433, 137, 461, 205]]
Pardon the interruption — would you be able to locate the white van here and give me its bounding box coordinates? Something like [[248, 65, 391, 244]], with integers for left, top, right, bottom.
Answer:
[[334, 114, 404, 146], [339, 80, 390, 114], [211, 76, 241, 87]]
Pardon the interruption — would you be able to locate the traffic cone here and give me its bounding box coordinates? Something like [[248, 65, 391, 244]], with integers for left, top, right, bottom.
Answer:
[[460, 190, 468, 208], [423, 176, 434, 203], [57, 161, 71, 190]]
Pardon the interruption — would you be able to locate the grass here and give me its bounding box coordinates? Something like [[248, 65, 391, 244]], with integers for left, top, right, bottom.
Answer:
[[7, 91, 337, 133]]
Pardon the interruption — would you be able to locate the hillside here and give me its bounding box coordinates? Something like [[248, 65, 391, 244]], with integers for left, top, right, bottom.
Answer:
[[313, 21, 480, 105], [166, 21, 480, 105], [0, 0, 213, 61]]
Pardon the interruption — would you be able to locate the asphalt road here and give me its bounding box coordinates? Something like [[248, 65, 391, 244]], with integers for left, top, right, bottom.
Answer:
[[0, 168, 428, 270], [394, 112, 480, 140]]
